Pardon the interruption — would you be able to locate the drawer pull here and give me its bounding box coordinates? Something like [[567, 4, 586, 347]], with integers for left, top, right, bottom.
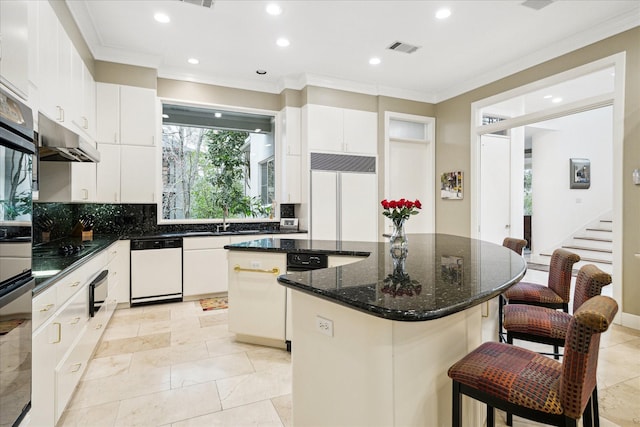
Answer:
[[40, 304, 54, 312], [52, 322, 62, 344], [70, 281, 81, 287], [70, 363, 82, 373], [70, 317, 81, 325], [234, 265, 280, 275], [95, 323, 103, 330]]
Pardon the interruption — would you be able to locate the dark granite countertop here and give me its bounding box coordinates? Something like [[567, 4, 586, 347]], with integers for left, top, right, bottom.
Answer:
[[226, 234, 527, 322]]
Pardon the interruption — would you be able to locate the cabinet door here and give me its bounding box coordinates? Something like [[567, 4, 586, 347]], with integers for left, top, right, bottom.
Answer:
[[306, 104, 343, 152], [71, 162, 97, 202], [80, 63, 97, 138], [183, 249, 228, 296], [96, 83, 120, 143], [0, 0, 29, 98], [310, 171, 337, 241], [343, 109, 377, 155], [340, 172, 378, 242], [31, 322, 58, 427], [56, 25, 73, 125], [283, 106, 301, 155], [120, 86, 156, 146], [281, 154, 301, 203], [96, 143, 121, 202], [120, 145, 156, 202], [37, 0, 60, 119]]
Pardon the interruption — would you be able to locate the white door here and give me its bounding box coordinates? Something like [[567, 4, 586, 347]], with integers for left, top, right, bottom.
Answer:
[[480, 134, 511, 244], [311, 171, 338, 241], [340, 172, 378, 242], [388, 139, 433, 234]]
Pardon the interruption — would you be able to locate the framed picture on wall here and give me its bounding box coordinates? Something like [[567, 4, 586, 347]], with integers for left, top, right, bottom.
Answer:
[[570, 158, 591, 189], [441, 171, 463, 199]]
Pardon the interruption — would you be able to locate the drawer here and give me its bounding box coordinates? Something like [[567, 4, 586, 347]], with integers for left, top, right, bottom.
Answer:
[[33, 286, 58, 330], [55, 330, 94, 421], [55, 286, 90, 360]]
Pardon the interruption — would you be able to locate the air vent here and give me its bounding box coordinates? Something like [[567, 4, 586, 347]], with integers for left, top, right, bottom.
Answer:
[[179, 0, 214, 8], [521, 0, 554, 10], [310, 153, 376, 173], [387, 41, 420, 54]]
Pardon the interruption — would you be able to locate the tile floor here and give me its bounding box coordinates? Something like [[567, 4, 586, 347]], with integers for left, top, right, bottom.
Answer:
[[58, 269, 640, 427]]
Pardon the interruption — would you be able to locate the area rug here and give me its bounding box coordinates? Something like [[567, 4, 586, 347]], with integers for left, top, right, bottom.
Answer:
[[199, 296, 228, 311]]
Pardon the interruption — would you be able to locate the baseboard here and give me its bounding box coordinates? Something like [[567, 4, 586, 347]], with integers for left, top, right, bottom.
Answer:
[[619, 311, 640, 331]]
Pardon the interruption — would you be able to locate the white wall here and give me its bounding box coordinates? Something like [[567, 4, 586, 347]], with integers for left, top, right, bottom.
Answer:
[[530, 106, 613, 255]]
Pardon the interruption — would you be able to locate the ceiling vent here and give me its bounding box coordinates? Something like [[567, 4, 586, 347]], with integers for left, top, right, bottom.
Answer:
[[521, 0, 554, 10], [387, 41, 420, 54], [179, 0, 215, 9]]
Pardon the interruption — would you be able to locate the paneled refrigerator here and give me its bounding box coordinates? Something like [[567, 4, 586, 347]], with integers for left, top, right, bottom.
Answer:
[[310, 153, 378, 242]]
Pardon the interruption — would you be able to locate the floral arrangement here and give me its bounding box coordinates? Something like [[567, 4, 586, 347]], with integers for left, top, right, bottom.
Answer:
[[381, 262, 422, 297], [381, 198, 422, 225]]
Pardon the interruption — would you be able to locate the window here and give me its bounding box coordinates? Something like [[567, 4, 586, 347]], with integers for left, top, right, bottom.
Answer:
[[161, 104, 275, 221]]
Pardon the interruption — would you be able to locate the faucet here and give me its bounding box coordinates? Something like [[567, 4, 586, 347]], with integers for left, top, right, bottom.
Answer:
[[217, 206, 230, 233]]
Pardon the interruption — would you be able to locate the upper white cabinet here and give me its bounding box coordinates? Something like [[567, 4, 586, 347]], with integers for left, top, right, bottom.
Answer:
[[96, 82, 157, 146], [0, 0, 29, 98], [120, 145, 157, 203], [306, 104, 377, 155], [278, 106, 302, 203], [38, 162, 97, 203], [96, 143, 121, 203]]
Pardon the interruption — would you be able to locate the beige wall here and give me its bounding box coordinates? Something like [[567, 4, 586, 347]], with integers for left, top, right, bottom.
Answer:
[[435, 26, 640, 316]]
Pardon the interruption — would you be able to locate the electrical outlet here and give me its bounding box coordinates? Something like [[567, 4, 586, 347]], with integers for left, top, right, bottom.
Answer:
[[316, 316, 333, 337], [251, 260, 261, 268]]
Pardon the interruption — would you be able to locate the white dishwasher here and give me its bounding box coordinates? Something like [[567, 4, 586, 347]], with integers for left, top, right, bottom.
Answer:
[[130, 237, 183, 305]]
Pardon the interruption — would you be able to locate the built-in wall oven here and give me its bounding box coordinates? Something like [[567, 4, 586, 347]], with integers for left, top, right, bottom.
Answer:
[[1, 86, 35, 427]]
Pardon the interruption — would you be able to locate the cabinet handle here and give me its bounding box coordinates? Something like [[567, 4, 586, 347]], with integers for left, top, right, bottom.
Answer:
[[233, 265, 280, 275], [56, 106, 64, 122], [81, 189, 88, 200], [69, 281, 81, 287], [70, 317, 81, 325], [82, 116, 88, 129], [114, 192, 118, 202], [70, 363, 82, 373], [114, 132, 118, 143], [52, 322, 62, 344], [95, 323, 103, 330], [40, 303, 55, 312]]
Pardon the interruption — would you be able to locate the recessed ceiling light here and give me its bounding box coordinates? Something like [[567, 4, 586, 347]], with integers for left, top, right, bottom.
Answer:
[[266, 4, 282, 15], [162, 114, 169, 119], [255, 128, 262, 133], [188, 58, 199, 65], [435, 8, 451, 20], [214, 112, 222, 118], [543, 95, 553, 99], [256, 69, 267, 75], [276, 38, 290, 47], [369, 57, 381, 65], [552, 97, 563, 103], [154, 13, 170, 23]]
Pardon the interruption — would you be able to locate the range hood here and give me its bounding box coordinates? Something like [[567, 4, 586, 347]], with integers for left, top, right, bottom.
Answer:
[[38, 112, 100, 162]]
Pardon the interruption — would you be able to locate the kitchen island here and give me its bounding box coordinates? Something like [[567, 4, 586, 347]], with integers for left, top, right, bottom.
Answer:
[[228, 233, 527, 427]]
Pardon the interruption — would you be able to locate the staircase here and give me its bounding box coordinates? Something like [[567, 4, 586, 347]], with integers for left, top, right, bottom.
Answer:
[[536, 214, 613, 275]]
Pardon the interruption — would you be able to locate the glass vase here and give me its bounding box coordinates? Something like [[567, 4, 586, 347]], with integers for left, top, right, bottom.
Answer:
[[389, 219, 408, 258]]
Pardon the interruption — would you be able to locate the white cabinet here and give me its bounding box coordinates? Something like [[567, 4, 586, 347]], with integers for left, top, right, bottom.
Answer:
[[96, 143, 121, 202], [306, 104, 377, 155], [0, 0, 29, 98], [96, 82, 157, 146], [279, 107, 302, 203], [183, 236, 230, 297], [38, 162, 97, 202], [228, 251, 287, 344], [120, 145, 156, 202], [106, 240, 130, 304]]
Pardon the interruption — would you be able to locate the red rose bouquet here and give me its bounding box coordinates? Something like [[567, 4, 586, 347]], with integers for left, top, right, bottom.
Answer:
[[381, 198, 422, 226]]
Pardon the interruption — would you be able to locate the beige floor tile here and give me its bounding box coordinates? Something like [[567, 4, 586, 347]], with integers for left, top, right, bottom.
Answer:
[[198, 311, 229, 328], [246, 347, 291, 372], [82, 353, 132, 381], [95, 331, 171, 358], [170, 399, 283, 427], [170, 323, 233, 346], [599, 376, 640, 426], [597, 338, 640, 388], [109, 308, 171, 325], [100, 322, 140, 341], [130, 341, 210, 371], [601, 324, 640, 348], [57, 401, 120, 427], [217, 365, 292, 410], [271, 394, 292, 427], [115, 380, 222, 426], [68, 365, 171, 410], [205, 336, 263, 358], [170, 352, 255, 389], [137, 316, 201, 336]]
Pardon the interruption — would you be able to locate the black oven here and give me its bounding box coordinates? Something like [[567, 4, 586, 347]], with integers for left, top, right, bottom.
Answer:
[[1, 86, 35, 427]]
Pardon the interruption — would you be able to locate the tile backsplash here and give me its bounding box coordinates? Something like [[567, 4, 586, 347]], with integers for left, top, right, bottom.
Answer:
[[32, 203, 280, 244]]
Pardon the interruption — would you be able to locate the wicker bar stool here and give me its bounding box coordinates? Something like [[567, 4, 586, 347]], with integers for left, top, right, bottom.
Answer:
[[448, 295, 618, 427]]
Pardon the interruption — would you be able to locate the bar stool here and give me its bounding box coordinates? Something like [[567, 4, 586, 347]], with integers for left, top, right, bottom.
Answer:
[[499, 248, 580, 342], [498, 238, 527, 341], [448, 295, 618, 427], [504, 264, 612, 359]]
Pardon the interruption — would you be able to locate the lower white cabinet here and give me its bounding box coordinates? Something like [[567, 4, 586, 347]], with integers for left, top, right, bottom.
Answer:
[[227, 251, 287, 345], [183, 236, 230, 297], [31, 249, 115, 425], [106, 240, 130, 304]]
